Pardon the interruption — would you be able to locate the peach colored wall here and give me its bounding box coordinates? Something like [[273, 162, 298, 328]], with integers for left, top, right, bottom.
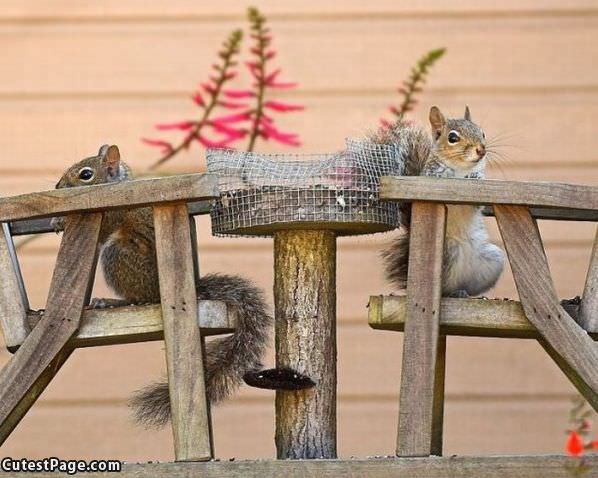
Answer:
[[1, 0, 597, 461]]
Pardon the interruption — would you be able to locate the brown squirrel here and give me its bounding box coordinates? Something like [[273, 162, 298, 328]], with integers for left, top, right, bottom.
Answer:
[[54, 145, 312, 429], [372, 106, 505, 297]]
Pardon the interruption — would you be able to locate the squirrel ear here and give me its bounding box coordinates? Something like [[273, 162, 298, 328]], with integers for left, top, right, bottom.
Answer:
[[464, 105, 472, 121], [102, 145, 121, 179], [429, 106, 446, 137]]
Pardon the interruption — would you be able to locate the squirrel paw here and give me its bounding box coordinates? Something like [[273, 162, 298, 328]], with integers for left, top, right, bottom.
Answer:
[[447, 289, 470, 299], [243, 368, 316, 391], [50, 216, 65, 234]]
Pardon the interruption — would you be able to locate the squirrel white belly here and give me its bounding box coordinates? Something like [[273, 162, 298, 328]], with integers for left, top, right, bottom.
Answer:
[[373, 106, 505, 297]]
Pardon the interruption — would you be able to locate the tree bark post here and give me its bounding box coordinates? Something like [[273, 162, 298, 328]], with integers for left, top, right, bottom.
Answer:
[[274, 229, 337, 459]]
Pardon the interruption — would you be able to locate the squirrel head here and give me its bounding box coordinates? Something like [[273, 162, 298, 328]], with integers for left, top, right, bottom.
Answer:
[[429, 106, 486, 171], [55, 145, 129, 189]]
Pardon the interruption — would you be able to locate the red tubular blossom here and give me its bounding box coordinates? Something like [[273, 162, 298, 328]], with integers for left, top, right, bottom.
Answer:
[[264, 100, 304, 112], [566, 431, 585, 456], [260, 122, 300, 146], [191, 92, 205, 106], [155, 121, 195, 131], [212, 111, 252, 124], [217, 100, 249, 109], [201, 82, 217, 94], [208, 120, 247, 138], [142, 138, 174, 153], [224, 89, 255, 98], [197, 135, 236, 149]]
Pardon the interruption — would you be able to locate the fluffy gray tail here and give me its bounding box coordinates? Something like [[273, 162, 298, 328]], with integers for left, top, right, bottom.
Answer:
[[129, 273, 271, 429], [381, 231, 410, 289]]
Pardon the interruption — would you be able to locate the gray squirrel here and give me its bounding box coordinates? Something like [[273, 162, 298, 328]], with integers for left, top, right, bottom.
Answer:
[[372, 106, 505, 297], [54, 145, 312, 429]]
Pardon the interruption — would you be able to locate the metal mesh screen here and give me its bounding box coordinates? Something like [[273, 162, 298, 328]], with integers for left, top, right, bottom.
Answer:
[[207, 138, 404, 237]]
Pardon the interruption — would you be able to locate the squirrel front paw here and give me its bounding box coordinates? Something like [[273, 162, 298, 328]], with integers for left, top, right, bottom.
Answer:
[[50, 216, 65, 234]]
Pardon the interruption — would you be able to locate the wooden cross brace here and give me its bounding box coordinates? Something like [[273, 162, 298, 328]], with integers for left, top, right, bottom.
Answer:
[[0, 204, 231, 462], [374, 177, 598, 458]]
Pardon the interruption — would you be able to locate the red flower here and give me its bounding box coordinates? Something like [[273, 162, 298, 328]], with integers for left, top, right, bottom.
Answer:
[[141, 138, 173, 154], [263, 100, 304, 112], [155, 121, 195, 131], [224, 89, 256, 99], [566, 431, 585, 456]]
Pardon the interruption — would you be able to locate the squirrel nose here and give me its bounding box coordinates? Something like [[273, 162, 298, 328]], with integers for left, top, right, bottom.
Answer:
[[476, 146, 486, 158]]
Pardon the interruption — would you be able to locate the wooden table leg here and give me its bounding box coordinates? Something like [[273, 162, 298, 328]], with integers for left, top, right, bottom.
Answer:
[[0, 222, 30, 351], [0, 213, 102, 444], [154, 204, 212, 461], [496, 205, 598, 410], [397, 202, 447, 457], [580, 227, 598, 330], [274, 230, 337, 459]]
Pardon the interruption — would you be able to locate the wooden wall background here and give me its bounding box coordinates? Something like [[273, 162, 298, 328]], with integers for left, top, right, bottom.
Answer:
[[1, 0, 597, 461]]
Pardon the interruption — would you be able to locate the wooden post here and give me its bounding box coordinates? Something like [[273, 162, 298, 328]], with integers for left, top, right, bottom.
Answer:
[[397, 202, 447, 457], [0, 222, 30, 351], [274, 230, 337, 459], [154, 204, 212, 462], [0, 213, 102, 444], [580, 227, 598, 330]]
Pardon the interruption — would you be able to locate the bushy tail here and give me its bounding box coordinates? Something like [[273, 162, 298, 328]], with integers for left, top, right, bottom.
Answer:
[[129, 273, 271, 429], [369, 120, 431, 178], [381, 231, 410, 290], [371, 121, 430, 289]]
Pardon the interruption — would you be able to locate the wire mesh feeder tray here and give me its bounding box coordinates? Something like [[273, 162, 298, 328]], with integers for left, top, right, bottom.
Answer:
[[207, 139, 404, 237]]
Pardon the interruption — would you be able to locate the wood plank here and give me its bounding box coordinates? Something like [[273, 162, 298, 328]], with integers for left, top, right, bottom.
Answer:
[[0, 0, 595, 20], [9, 200, 213, 237], [23, 300, 237, 349], [495, 205, 598, 411], [0, 174, 217, 222], [26, 456, 598, 478], [483, 206, 598, 222], [0, 16, 596, 95], [1, 94, 598, 177], [369, 296, 586, 339], [397, 202, 446, 457], [580, 227, 598, 329], [381, 177, 598, 211], [154, 204, 212, 461], [0, 222, 29, 350], [0, 213, 102, 445]]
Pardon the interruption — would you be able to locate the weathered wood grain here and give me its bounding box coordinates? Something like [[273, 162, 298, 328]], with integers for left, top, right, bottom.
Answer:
[[23, 300, 237, 349], [483, 206, 598, 222], [381, 177, 598, 211], [397, 202, 447, 457], [368, 296, 585, 339], [580, 227, 598, 330], [9, 200, 213, 237], [0, 1, 593, 20], [0, 213, 102, 444], [0, 174, 217, 222], [154, 204, 212, 461], [495, 205, 598, 411], [27, 456, 598, 478], [0, 223, 29, 350], [274, 230, 337, 459]]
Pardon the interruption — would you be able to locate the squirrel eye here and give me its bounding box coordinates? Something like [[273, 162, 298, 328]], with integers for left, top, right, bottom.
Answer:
[[448, 131, 460, 144], [78, 167, 95, 182]]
